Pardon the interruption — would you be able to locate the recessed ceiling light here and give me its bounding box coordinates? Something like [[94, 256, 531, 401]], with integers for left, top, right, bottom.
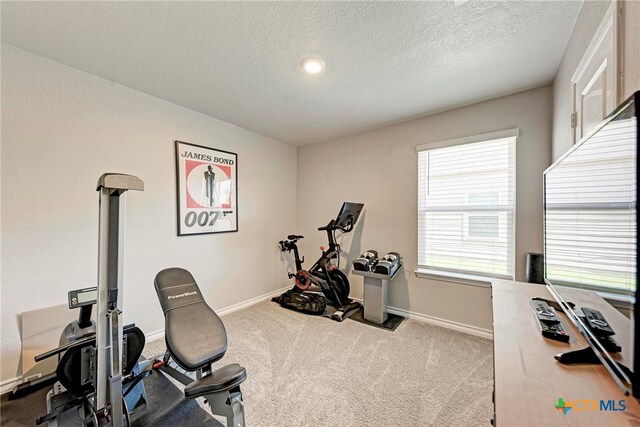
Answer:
[[301, 57, 325, 75]]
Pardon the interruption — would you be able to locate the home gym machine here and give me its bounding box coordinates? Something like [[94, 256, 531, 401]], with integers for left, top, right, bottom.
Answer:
[[151, 267, 247, 427], [34, 173, 146, 426], [276, 202, 364, 321]]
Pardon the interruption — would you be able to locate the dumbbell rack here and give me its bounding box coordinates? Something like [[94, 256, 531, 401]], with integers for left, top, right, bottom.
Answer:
[[352, 264, 403, 324]]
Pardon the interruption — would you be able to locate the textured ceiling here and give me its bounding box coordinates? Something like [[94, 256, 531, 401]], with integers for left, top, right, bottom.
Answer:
[[1, 1, 582, 146]]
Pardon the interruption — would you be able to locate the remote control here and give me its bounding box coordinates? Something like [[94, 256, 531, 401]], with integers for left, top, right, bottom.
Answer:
[[581, 307, 615, 336], [541, 321, 570, 343], [530, 300, 570, 342], [531, 300, 561, 325]]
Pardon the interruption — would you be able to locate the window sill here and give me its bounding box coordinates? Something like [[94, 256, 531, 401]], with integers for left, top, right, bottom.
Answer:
[[554, 284, 635, 310], [597, 291, 634, 305], [414, 269, 494, 288], [601, 294, 634, 311]]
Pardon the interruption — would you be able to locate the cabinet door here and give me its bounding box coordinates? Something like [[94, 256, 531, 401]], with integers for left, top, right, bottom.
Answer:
[[571, 3, 620, 145]]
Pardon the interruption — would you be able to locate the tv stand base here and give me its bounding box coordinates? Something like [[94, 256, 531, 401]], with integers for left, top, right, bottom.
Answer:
[[555, 346, 601, 364]]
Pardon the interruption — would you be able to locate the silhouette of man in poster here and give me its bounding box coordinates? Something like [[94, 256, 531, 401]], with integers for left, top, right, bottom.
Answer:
[[204, 165, 216, 207]]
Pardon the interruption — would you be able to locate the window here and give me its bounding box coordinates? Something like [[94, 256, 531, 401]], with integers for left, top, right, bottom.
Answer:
[[417, 130, 517, 280]]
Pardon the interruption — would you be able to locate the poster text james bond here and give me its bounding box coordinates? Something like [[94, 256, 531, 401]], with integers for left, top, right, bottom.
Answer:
[[175, 140, 238, 235]]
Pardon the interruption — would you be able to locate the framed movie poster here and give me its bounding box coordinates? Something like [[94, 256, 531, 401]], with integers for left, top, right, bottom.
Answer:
[[175, 141, 238, 235]]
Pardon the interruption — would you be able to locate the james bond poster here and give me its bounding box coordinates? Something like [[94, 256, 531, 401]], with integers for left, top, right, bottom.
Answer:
[[175, 141, 238, 235]]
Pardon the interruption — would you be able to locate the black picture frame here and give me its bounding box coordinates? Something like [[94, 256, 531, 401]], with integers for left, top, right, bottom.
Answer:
[[175, 140, 238, 236]]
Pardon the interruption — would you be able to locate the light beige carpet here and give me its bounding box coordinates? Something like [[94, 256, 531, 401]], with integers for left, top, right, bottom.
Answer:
[[145, 301, 494, 427]]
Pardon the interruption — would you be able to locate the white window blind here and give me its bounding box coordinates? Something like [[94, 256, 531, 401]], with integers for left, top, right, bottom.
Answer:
[[418, 133, 516, 279], [544, 117, 637, 295]]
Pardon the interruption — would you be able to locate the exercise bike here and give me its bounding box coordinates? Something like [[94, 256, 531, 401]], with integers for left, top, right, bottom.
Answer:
[[278, 202, 364, 320]]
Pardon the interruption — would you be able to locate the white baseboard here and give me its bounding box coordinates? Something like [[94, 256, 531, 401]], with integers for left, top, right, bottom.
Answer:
[[3, 287, 491, 395], [386, 305, 493, 339], [1, 286, 290, 395], [216, 286, 290, 317], [1, 376, 23, 395], [349, 296, 492, 339], [144, 286, 290, 343], [145, 329, 165, 343]]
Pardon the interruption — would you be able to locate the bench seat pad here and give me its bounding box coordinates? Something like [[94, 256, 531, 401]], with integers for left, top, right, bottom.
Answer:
[[184, 363, 247, 398]]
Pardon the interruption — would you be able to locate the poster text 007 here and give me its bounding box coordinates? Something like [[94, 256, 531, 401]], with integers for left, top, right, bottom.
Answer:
[[183, 210, 234, 228]]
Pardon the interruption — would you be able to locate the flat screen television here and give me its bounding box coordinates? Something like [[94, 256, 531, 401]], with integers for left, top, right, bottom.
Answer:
[[544, 90, 639, 397]]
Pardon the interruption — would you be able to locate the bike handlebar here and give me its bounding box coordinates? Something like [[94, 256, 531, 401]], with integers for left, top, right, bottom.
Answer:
[[318, 219, 336, 231], [318, 217, 354, 233]]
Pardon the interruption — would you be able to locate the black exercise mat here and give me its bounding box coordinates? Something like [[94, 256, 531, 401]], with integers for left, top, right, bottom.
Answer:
[[349, 308, 405, 331], [1, 369, 222, 427]]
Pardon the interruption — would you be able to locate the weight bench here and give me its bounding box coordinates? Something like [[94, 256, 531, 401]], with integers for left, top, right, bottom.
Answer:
[[153, 268, 247, 427]]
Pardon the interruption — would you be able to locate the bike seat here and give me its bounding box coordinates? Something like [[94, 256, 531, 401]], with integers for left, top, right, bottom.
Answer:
[[184, 363, 247, 398], [287, 235, 304, 240]]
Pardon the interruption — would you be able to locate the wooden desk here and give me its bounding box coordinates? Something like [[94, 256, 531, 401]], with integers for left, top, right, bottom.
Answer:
[[492, 279, 640, 426]]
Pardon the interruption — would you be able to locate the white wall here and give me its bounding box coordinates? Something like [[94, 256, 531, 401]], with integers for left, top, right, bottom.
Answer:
[[551, 0, 640, 162], [0, 44, 296, 384], [296, 86, 552, 331]]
